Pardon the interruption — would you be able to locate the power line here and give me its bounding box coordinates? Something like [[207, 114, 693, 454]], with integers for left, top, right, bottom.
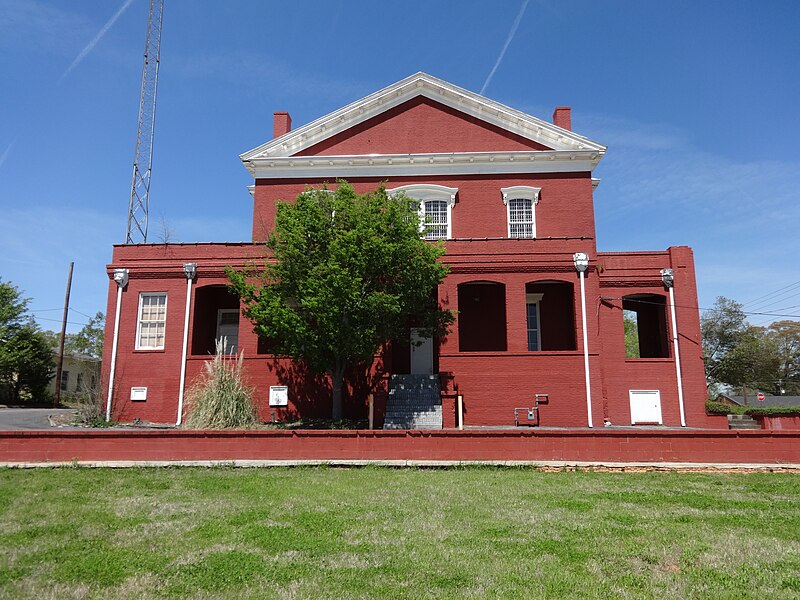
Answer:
[[35, 316, 91, 327], [750, 290, 800, 310], [69, 308, 98, 320], [605, 296, 800, 319], [741, 280, 800, 308]]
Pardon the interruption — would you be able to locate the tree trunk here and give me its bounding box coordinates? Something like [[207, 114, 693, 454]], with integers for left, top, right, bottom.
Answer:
[[331, 368, 344, 421]]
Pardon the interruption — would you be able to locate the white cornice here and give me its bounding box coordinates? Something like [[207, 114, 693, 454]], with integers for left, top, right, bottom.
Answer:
[[501, 185, 541, 206], [248, 150, 603, 179], [240, 72, 606, 167], [387, 184, 458, 207]]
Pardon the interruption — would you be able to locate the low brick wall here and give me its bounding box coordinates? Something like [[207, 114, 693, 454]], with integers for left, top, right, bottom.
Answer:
[[756, 416, 800, 431], [2, 429, 800, 464]]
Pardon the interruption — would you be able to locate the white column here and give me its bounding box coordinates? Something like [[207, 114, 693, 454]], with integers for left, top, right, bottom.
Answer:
[[105, 268, 128, 422], [662, 269, 686, 427], [176, 263, 196, 426], [574, 253, 593, 428]]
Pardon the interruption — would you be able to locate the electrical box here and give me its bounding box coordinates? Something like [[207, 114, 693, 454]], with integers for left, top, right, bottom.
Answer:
[[130, 387, 147, 401], [269, 386, 288, 407], [527, 410, 535, 420]]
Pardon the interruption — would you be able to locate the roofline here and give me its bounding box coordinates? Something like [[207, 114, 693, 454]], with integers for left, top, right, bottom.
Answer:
[[245, 149, 604, 179], [240, 72, 606, 165]]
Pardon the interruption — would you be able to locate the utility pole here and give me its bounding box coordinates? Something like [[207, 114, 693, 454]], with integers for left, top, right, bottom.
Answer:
[[125, 0, 165, 244], [54, 262, 74, 407]]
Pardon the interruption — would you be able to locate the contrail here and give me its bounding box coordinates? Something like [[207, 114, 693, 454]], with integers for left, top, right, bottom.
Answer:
[[0, 140, 15, 171], [61, 0, 137, 80], [481, 0, 530, 95]]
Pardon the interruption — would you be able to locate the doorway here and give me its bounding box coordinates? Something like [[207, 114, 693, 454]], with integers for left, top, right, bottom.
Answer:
[[410, 328, 434, 375]]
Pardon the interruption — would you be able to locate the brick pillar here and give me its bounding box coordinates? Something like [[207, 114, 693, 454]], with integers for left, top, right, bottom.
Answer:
[[506, 276, 528, 353]]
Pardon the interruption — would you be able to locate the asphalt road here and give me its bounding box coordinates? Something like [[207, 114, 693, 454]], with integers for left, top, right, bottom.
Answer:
[[0, 408, 77, 430]]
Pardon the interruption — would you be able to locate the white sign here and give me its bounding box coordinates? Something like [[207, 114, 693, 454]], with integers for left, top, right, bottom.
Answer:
[[130, 387, 148, 401], [269, 386, 288, 407]]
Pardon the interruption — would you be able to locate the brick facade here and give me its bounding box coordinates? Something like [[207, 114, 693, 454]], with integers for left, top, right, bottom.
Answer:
[[101, 73, 714, 429]]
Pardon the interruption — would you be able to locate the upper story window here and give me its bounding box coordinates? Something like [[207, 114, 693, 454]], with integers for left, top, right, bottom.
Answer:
[[387, 184, 458, 240], [501, 186, 541, 239], [136, 292, 167, 350]]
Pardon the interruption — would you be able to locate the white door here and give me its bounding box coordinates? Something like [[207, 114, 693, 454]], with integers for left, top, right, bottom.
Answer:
[[629, 390, 663, 424], [410, 328, 434, 375], [216, 309, 240, 353]]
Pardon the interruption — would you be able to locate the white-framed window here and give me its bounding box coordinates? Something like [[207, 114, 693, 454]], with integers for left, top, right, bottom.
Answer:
[[526, 292, 543, 351], [386, 184, 458, 240], [136, 293, 167, 350], [216, 309, 240, 353], [501, 186, 540, 239]]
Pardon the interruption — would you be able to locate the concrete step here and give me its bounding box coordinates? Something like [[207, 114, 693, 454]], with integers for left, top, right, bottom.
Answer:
[[384, 374, 442, 430], [728, 415, 761, 430]]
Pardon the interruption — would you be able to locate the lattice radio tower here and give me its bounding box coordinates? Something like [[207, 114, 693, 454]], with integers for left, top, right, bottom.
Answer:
[[125, 0, 164, 244]]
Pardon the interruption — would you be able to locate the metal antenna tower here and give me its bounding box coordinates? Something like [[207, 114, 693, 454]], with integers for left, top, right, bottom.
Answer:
[[125, 0, 164, 244]]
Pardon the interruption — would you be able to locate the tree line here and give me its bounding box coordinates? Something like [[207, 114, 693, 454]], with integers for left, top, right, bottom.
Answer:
[[701, 296, 800, 398], [0, 278, 103, 405]]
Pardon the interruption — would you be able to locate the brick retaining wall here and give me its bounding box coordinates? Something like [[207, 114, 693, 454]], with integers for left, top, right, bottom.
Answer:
[[2, 429, 800, 465]]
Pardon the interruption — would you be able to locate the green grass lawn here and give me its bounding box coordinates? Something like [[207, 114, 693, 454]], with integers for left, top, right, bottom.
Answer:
[[1, 467, 799, 599]]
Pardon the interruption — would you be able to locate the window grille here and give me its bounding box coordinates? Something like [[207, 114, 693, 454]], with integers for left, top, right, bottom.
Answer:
[[509, 198, 534, 238], [423, 200, 448, 240]]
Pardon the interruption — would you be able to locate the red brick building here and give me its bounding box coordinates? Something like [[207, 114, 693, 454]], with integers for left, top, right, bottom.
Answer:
[[101, 73, 716, 429]]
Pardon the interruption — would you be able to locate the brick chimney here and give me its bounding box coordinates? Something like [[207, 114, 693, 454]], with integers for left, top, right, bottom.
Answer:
[[552, 106, 571, 131], [273, 112, 292, 138]]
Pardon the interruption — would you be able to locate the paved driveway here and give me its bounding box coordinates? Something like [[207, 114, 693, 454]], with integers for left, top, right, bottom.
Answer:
[[0, 408, 78, 430]]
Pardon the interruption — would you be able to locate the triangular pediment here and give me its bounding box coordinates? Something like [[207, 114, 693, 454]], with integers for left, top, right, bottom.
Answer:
[[240, 72, 606, 163], [294, 95, 553, 156]]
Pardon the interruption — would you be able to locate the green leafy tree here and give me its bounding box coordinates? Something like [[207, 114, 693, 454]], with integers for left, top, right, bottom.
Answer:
[[715, 326, 779, 402], [761, 321, 800, 395], [0, 279, 55, 404], [65, 312, 105, 359], [701, 296, 749, 386], [623, 311, 640, 358], [229, 182, 454, 420]]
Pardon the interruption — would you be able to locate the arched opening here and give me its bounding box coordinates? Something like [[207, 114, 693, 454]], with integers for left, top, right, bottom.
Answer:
[[458, 281, 507, 351], [525, 281, 576, 351], [191, 286, 240, 355], [622, 294, 669, 358]]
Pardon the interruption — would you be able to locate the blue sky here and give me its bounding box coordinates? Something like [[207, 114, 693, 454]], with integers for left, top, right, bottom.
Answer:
[[1, 0, 799, 333]]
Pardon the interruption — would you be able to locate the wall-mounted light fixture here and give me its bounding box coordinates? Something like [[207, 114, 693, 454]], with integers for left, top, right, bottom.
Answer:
[[183, 262, 197, 281], [573, 252, 589, 273], [661, 268, 674, 288], [112, 268, 129, 288]]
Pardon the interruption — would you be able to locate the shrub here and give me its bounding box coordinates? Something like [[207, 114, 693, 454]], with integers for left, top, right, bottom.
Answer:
[[705, 400, 800, 417], [183, 339, 259, 429], [705, 401, 738, 415], [67, 389, 112, 427], [744, 406, 800, 417]]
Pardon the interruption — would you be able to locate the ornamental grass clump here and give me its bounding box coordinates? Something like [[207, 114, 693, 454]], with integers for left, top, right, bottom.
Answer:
[[183, 338, 259, 429]]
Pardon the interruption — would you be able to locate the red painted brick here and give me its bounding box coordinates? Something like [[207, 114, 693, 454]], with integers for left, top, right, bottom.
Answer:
[[99, 82, 713, 433]]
